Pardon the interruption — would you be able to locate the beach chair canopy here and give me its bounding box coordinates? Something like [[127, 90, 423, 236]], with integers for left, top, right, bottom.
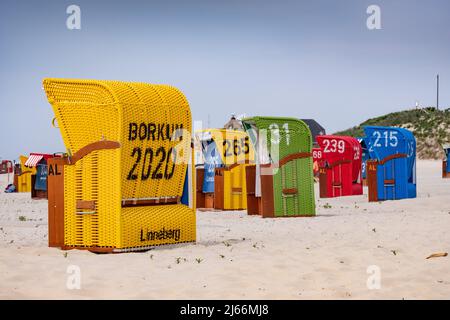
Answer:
[[444, 144, 450, 157], [316, 135, 362, 183], [43, 78, 195, 251], [364, 126, 416, 181], [204, 139, 222, 193], [44, 78, 192, 201], [301, 119, 326, 147], [357, 137, 370, 179], [242, 116, 315, 217], [195, 128, 253, 210], [242, 117, 312, 164], [195, 129, 254, 166], [364, 126, 416, 201], [444, 144, 450, 174], [24, 153, 53, 168]]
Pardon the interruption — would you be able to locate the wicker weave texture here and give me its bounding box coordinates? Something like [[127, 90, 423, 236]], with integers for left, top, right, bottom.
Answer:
[[223, 164, 248, 210], [203, 129, 255, 166], [242, 117, 315, 216], [43, 78, 195, 250], [121, 204, 196, 248]]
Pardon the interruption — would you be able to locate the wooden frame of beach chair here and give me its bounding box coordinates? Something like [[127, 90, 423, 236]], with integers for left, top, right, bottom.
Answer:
[[244, 165, 261, 215], [443, 161, 450, 179], [196, 167, 206, 208]]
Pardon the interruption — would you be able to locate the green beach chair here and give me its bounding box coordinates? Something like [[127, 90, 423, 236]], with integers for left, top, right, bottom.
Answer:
[[242, 117, 315, 217]]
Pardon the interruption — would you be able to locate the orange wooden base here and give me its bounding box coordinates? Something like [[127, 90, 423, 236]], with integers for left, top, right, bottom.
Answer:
[[443, 161, 450, 179]]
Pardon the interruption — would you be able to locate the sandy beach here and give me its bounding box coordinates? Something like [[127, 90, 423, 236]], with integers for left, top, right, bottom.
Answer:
[[0, 160, 449, 300]]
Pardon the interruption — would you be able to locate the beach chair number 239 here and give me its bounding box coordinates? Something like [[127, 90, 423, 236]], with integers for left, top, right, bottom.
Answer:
[[269, 123, 290, 146], [323, 139, 345, 154]]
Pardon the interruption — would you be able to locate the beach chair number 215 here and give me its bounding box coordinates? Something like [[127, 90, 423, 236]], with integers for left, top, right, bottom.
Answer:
[[371, 131, 399, 149], [269, 123, 290, 146]]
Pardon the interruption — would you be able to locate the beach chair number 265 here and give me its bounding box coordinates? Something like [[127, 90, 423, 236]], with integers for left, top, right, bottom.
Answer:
[[223, 137, 250, 157], [269, 123, 290, 146]]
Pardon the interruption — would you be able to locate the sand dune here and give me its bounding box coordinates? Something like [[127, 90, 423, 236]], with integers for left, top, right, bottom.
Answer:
[[0, 160, 449, 299]]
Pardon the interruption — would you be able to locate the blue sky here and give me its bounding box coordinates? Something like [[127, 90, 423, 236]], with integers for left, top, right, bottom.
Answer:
[[0, 0, 449, 159]]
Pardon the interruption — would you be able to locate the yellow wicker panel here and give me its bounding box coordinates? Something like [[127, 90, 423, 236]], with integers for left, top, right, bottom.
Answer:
[[16, 155, 36, 193], [96, 149, 122, 247], [63, 164, 77, 246], [43, 78, 195, 251], [223, 165, 248, 210], [120, 204, 196, 249], [63, 149, 121, 248], [232, 164, 248, 209], [120, 99, 190, 200]]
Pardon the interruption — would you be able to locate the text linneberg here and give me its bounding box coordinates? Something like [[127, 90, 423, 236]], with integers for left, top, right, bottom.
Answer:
[[140, 227, 181, 242]]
